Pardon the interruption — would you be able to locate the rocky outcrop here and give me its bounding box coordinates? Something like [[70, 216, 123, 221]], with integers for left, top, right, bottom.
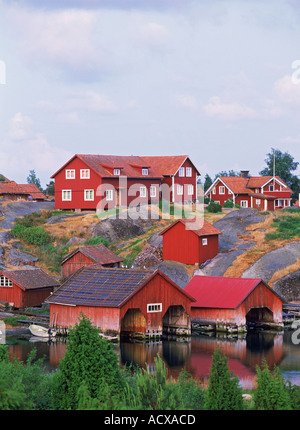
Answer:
[[157, 260, 191, 289], [273, 270, 300, 302]]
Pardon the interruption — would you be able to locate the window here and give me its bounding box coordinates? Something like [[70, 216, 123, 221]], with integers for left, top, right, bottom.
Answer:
[[202, 238, 208, 246], [150, 186, 156, 198], [62, 190, 72, 201], [140, 186, 147, 198], [0, 276, 12, 287], [256, 199, 261, 205], [177, 184, 183, 195], [106, 190, 113, 201], [219, 186, 225, 194], [188, 184, 194, 196], [241, 200, 248, 208], [179, 167, 185, 177], [255, 188, 259, 193], [84, 190, 94, 201], [80, 169, 90, 179], [269, 185, 274, 191], [113, 169, 120, 176], [212, 187, 216, 195], [147, 303, 162, 313], [142, 168, 148, 176], [186, 167, 192, 177], [65, 169, 75, 179]]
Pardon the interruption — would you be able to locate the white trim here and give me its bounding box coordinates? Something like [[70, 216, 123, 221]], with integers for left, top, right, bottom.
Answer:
[[202, 238, 208, 246], [106, 189, 114, 201], [150, 186, 156, 198], [84, 189, 94, 201], [140, 186, 147, 198], [147, 303, 162, 313], [186, 167, 192, 177], [62, 189, 72, 201], [205, 177, 235, 196], [80, 169, 90, 179], [65, 169, 75, 179], [261, 176, 287, 190]]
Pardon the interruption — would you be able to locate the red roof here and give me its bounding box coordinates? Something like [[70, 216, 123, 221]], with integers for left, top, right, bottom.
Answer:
[[214, 175, 292, 195], [61, 244, 123, 266], [0, 181, 29, 196], [1, 268, 60, 291], [19, 184, 46, 200], [159, 219, 221, 237], [184, 276, 273, 309], [142, 155, 200, 176]]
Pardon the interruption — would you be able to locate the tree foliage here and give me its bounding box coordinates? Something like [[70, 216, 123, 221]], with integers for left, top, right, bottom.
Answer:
[[26, 169, 43, 192], [204, 348, 243, 410]]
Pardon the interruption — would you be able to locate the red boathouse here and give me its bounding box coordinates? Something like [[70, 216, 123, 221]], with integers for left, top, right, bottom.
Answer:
[[184, 275, 285, 332], [159, 219, 221, 265], [0, 268, 60, 309], [60, 244, 123, 280], [46, 265, 195, 337]]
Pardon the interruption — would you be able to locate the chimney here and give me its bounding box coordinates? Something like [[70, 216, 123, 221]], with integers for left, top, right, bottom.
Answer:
[[240, 170, 250, 178]]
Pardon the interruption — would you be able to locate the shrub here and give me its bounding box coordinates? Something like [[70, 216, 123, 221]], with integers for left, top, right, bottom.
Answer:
[[204, 348, 243, 410], [207, 201, 222, 213], [85, 236, 110, 247], [223, 198, 234, 208], [12, 225, 52, 246]]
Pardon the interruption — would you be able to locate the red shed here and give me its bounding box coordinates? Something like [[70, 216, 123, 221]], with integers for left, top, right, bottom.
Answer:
[[159, 219, 221, 265], [60, 244, 123, 279], [46, 265, 195, 338], [184, 275, 285, 332], [0, 268, 60, 309]]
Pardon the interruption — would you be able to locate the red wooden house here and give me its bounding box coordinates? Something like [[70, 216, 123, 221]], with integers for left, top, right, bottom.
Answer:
[[19, 184, 46, 201], [60, 244, 123, 279], [0, 181, 30, 201], [184, 275, 284, 332], [46, 265, 195, 337], [159, 219, 221, 265], [205, 171, 292, 210], [50, 154, 200, 211], [0, 268, 60, 309]]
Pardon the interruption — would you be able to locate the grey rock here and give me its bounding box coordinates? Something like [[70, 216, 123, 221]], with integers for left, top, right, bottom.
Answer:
[[273, 269, 300, 302], [242, 242, 300, 283], [147, 230, 163, 248], [0, 231, 13, 244], [7, 248, 38, 266], [0, 201, 55, 229], [92, 217, 153, 243], [157, 260, 191, 289], [66, 237, 81, 246]]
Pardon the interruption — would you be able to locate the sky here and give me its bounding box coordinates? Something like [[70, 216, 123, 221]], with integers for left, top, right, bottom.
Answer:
[[1, 0, 300, 188]]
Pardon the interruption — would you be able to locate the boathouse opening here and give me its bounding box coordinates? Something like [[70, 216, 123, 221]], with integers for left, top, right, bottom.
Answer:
[[246, 306, 274, 327], [121, 308, 146, 337], [162, 305, 191, 336]]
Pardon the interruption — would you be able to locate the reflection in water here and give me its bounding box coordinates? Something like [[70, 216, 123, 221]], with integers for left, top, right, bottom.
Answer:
[[5, 330, 300, 389]]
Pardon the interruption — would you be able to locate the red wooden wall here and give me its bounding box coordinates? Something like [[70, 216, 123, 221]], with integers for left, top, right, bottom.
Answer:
[[0, 284, 54, 308], [61, 253, 95, 279]]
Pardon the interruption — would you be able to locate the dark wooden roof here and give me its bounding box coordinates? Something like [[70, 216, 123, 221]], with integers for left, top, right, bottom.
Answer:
[[60, 244, 123, 266], [46, 265, 155, 307], [1, 268, 60, 291]]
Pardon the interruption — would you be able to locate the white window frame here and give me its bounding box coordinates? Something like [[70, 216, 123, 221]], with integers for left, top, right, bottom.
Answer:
[[65, 169, 75, 179], [150, 186, 156, 198], [80, 169, 90, 179], [177, 184, 183, 195], [219, 186, 225, 194], [84, 189, 94, 201], [62, 190, 72, 201], [188, 184, 194, 196], [269, 185, 274, 191], [186, 167, 192, 177], [178, 167, 185, 177], [256, 199, 261, 205], [140, 186, 147, 198], [0, 275, 12, 287], [202, 238, 208, 246], [241, 200, 248, 208], [106, 190, 113, 201], [212, 187, 216, 195], [113, 168, 120, 176], [147, 303, 162, 313], [142, 168, 148, 176]]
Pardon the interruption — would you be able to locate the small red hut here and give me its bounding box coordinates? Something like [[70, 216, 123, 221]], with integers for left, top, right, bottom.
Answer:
[[159, 219, 221, 265], [46, 265, 195, 338], [184, 275, 285, 332], [0, 268, 60, 308], [60, 244, 123, 279]]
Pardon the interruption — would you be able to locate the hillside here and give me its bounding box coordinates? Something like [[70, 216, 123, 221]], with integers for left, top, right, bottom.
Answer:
[[1, 200, 300, 302]]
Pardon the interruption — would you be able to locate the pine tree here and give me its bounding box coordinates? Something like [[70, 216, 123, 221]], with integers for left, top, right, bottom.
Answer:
[[254, 359, 291, 410], [204, 348, 243, 410]]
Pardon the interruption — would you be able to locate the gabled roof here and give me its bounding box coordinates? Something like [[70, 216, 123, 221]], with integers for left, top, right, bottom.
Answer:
[[159, 219, 221, 237], [19, 184, 46, 200], [0, 181, 29, 196], [61, 244, 123, 266], [1, 268, 60, 291], [142, 155, 200, 176], [247, 176, 292, 192], [184, 275, 285, 309], [51, 154, 163, 179], [46, 265, 195, 308]]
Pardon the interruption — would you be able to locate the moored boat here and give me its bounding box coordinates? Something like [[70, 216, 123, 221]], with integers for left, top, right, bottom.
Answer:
[[29, 324, 56, 338]]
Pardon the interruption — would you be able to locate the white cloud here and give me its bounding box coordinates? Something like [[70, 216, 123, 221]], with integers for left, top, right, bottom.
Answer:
[[0, 113, 72, 185], [65, 91, 119, 114], [274, 74, 300, 108], [174, 94, 198, 111], [203, 96, 256, 122]]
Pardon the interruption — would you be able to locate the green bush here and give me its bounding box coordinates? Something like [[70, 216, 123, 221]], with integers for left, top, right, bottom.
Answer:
[[85, 236, 110, 247], [207, 201, 222, 213], [223, 198, 234, 208], [12, 225, 52, 246]]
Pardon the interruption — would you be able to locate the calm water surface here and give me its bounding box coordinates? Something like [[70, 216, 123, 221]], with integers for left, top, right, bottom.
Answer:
[[4, 330, 300, 389]]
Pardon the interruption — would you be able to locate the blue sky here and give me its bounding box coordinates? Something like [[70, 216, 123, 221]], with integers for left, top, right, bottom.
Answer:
[[1, 0, 300, 187]]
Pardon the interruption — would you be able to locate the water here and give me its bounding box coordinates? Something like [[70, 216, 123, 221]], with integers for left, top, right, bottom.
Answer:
[[4, 330, 300, 389]]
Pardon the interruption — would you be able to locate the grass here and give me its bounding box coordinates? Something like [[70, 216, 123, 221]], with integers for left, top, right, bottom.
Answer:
[[265, 213, 300, 241]]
